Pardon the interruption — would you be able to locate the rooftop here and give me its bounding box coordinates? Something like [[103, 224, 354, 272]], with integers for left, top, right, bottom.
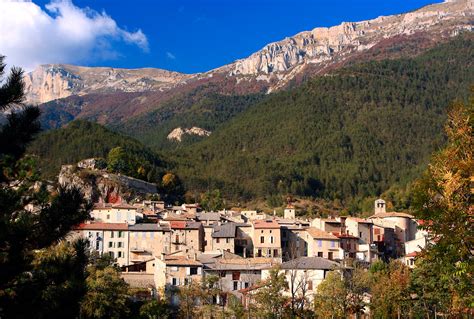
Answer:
[[253, 219, 280, 229], [74, 222, 128, 231], [128, 223, 170, 231], [277, 257, 340, 270], [212, 222, 237, 238], [170, 221, 202, 230], [306, 227, 339, 240], [369, 212, 414, 219], [163, 256, 202, 266]]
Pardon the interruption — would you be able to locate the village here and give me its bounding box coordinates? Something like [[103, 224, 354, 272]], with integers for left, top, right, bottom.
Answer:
[[69, 196, 430, 311]]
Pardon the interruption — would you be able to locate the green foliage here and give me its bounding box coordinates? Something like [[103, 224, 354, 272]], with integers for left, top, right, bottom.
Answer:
[[139, 299, 171, 319], [80, 266, 131, 319], [411, 92, 474, 313], [118, 87, 264, 150], [0, 56, 90, 318], [254, 267, 288, 319], [27, 120, 167, 182], [169, 35, 473, 205], [200, 189, 225, 211]]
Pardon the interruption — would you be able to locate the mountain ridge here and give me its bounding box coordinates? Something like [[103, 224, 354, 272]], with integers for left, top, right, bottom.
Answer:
[[24, 0, 473, 104]]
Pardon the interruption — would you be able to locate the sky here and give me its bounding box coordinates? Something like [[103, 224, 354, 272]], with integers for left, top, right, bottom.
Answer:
[[0, 0, 442, 73]]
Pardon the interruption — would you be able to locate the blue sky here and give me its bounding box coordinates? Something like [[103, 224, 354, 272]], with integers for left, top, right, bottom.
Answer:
[[2, 0, 441, 73]]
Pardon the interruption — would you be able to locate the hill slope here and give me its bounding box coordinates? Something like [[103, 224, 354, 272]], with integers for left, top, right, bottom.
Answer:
[[171, 35, 474, 201], [27, 120, 167, 180]]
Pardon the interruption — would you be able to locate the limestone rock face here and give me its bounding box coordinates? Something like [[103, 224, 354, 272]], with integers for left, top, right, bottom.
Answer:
[[167, 127, 211, 142], [58, 162, 158, 203], [226, 0, 473, 90], [24, 0, 473, 103], [24, 64, 193, 104]]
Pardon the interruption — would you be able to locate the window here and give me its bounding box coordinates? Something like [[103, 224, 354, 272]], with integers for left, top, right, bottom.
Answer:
[[232, 271, 240, 280], [270, 236, 274, 244], [110, 231, 114, 238], [359, 232, 362, 238], [106, 214, 110, 220], [257, 249, 262, 257], [108, 242, 113, 248], [328, 252, 333, 260], [308, 280, 313, 291], [273, 249, 279, 257], [118, 251, 123, 258], [117, 242, 123, 248], [216, 238, 220, 244], [245, 282, 249, 288], [190, 267, 198, 275], [119, 231, 123, 238], [260, 236, 264, 244], [317, 240, 322, 247], [96, 232, 100, 237], [172, 278, 177, 286], [109, 251, 114, 258], [226, 238, 230, 244], [184, 278, 189, 285], [317, 252, 323, 257], [233, 281, 238, 291], [96, 242, 100, 250], [331, 241, 335, 248], [269, 230, 272, 233]]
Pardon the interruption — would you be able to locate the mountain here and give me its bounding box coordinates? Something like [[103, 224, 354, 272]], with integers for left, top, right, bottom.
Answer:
[[25, 0, 473, 130], [24, 64, 193, 105], [170, 35, 474, 202]]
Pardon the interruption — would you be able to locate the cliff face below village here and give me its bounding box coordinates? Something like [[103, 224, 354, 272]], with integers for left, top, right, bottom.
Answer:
[[24, 0, 473, 104], [58, 159, 158, 203]]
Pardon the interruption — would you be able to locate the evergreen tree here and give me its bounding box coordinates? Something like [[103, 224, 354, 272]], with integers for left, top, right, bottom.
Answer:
[[0, 56, 90, 318]]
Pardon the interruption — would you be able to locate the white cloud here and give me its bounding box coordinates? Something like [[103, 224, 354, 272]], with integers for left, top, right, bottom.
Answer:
[[0, 0, 149, 70], [166, 52, 176, 60]]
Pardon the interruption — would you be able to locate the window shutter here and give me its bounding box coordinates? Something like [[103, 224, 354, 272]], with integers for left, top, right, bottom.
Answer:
[[186, 267, 190, 275]]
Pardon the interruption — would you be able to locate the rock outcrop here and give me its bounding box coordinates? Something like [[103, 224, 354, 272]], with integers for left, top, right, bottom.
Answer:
[[58, 160, 158, 203], [167, 127, 211, 142]]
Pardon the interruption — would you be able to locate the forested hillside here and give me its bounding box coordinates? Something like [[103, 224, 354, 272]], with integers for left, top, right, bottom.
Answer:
[[117, 87, 263, 149], [170, 35, 473, 203], [27, 120, 167, 181]]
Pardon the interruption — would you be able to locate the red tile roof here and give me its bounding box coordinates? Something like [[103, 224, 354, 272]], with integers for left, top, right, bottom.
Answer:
[[253, 219, 280, 229], [74, 222, 128, 231], [306, 227, 339, 240]]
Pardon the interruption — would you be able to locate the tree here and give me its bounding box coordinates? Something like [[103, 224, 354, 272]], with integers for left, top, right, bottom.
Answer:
[[254, 267, 288, 319], [369, 260, 411, 319], [412, 94, 474, 313], [107, 146, 132, 175], [80, 266, 131, 319], [200, 189, 225, 211], [0, 56, 90, 318], [314, 271, 347, 319], [139, 299, 171, 319]]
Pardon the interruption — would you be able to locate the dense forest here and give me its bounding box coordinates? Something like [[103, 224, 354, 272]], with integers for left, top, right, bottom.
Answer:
[[27, 120, 168, 182], [116, 88, 263, 150], [169, 35, 473, 204]]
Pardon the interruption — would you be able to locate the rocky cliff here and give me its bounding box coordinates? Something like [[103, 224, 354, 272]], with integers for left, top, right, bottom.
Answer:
[[58, 159, 158, 203], [24, 0, 473, 104], [225, 0, 473, 91], [24, 64, 193, 104]]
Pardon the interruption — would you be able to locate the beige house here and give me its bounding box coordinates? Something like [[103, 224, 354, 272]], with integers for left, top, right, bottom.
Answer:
[[311, 218, 344, 233], [128, 223, 172, 263], [154, 255, 203, 305], [169, 221, 204, 256], [74, 222, 130, 266], [252, 219, 282, 258], [305, 227, 342, 260], [91, 203, 140, 225]]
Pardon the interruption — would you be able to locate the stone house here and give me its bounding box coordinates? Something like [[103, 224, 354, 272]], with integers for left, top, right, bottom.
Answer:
[[252, 219, 282, 258], [305, 227, 342, 260]]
